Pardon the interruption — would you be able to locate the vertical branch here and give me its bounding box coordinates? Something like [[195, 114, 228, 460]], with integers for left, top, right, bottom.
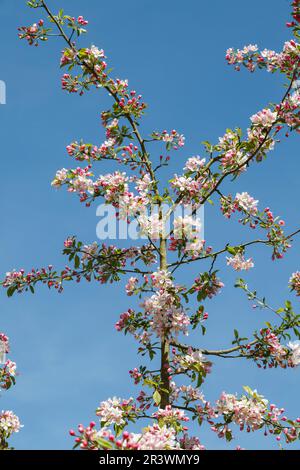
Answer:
[[159, 225, 170, 408]]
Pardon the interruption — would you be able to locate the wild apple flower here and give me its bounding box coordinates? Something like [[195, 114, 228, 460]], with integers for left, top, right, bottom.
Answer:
[[288, 341, 300, 366], [125, 277, 138, 296], [176, 349, 212, 376], [153, 405, 189, 423], [90, 45, 105, 59], [289, 271, 300, 295], [51, 168, 68, 187], [0, 411, 22, 436], [192, 272, 224, 299], [138, 213, 164, 239], [185, 238, 205, 258], [96, 171, 129, 203], [179, 385, 205, 402], [173, 216, 202, 240], [135, 174, 153, 197], [235, 192, 259, 215], [184, 156, 206, 172], [77, 16, 88, 26], [216, 391, 268, 431], [171, 175, 202, 202], [115, 309, 134, 332], [136, 424, 179, 450], [142, 287, 190, 337], [118, 193, 147, 219], [180, 434, 205, 450], [263, 331, 288, 365], [96, 397, 133, 426], [226, 253, 254, 271], [81, 242, 98, 261], [150, 270, 173, 289], [0, 334, 9, 354], [225, 39, 300, 75], [3, 361, 17, 377], [152, 130, 185, 150], [250, 108, 278, 127]]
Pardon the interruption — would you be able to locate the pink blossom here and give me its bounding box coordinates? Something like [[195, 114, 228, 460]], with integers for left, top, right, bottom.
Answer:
[[226, 253, 254, 271]]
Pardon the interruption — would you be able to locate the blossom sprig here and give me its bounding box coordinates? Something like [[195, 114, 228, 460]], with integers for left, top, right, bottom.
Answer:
[[234, 279, 300, 366], [151, 130, 185, 151], [153, 405, 189, 432], [0, 333, 17, 392], [2, 239, 155, 296], [0, 361, 17, 391], [221, 193, 291, 259], [65, 137, 141, 168], [172, 348, 212, 388], [215, 387, 300, 444], [289, 271, 300, 295], [0, 411, 22, 450], [189, 271, 224, 302], [18, 19, 50, 46], [226, 39, 300, 77], [0, 333, 21, 450], [96, 397, 142, 436], [51, 167, 153, 212], [70, 421, 181, 450], [287, 0, 300, 37]]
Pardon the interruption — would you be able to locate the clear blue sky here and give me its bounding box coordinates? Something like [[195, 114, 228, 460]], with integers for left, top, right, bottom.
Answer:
[[0, 0, 299, 450]]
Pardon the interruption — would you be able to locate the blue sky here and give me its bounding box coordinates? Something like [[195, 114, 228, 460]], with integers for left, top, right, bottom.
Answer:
[[0, 0, 299, 450]]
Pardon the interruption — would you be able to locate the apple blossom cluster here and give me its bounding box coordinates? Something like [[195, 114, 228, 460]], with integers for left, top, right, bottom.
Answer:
[[96, 397, 136, 428], [216, 389, 268, 432], [0, 333, 9, 355], [0, 334, 20, 450], [179, 434, 205, 450], [0, 334, 17, 391], [287, 0, 300, 30], [66, 139, 117, 163], [226, 39, 300, 77], [70, 386, 300, 450], [226, 253, 254, 271], [116, 271, 190, 347], [289, 271, 300, 295], [169, 216, 207, 258], [174, 349, 212, 376], [71, 423, 181, 450], [221, 193, 291, 260], [152, 405, 189, 425], [60, 44, 147, 116], [278, 91, 300, 130], [171, 175, 203, 204], [151, 130, 185, 150], [215, 387, 300, 444], [17, 19, 48, 46], [52, 166, 155, 215], [244, 329, 289, 369], [190, 271, 224, 301], [287, 340, 300, 366], [141, 278, 190, 338], [170, 382, 205, 406], [0, 361, 17, 391], [0, 411, 22, 449], [235, 192, 259, 215]]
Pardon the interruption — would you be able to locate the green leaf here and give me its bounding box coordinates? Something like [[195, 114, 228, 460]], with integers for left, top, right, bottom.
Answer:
[[153, 390, 161, 406], [74, 255, 80, 269], [226, 246, 238, 255], [7, 286, 16, 298]]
